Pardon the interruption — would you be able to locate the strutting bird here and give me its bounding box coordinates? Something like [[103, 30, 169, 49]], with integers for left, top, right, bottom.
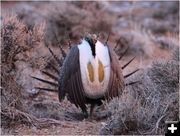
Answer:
[[32, 33, 139, 118]]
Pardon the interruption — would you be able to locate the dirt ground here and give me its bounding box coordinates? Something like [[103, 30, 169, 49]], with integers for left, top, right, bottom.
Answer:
[[1, 1, 179, 135]]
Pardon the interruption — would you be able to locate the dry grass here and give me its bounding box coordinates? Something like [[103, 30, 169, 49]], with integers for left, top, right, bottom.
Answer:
[[0, 15, 63, 128], [100, 48, 179, 135], [1, 2, 179, 135]]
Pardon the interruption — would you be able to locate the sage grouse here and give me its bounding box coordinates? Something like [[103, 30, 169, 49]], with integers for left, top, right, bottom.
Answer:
[[32, 33, 139, 118]]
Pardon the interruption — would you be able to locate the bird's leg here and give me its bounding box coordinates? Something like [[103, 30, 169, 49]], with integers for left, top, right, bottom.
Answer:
[[82, 109, 88, 118], [90, 104, 95, 118]]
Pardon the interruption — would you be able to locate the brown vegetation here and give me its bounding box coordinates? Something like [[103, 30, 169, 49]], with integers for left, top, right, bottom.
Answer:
[[1, 16, 63, 129], [1, 1, 179, 135], [100, 49, 179, 135]]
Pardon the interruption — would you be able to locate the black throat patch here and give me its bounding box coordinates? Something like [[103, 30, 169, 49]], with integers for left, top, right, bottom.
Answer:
[[88, 39, 96, 57], [84, 33, 98, 57]]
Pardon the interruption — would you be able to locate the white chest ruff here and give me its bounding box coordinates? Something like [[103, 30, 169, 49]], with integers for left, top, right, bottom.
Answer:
[[78, 40, 111, 99]]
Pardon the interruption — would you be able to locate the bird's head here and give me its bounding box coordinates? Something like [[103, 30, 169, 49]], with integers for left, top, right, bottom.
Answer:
[[84, 33, 98, 46], [84, 33, 99, 57]]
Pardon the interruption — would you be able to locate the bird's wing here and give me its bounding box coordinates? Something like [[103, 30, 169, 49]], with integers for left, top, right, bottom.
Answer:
[[58, 46, 87, 110], [105, 45, 125, 101]]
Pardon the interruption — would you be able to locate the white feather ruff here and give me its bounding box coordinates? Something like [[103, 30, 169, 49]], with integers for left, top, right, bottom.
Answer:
[[78, 39, 110, 99]]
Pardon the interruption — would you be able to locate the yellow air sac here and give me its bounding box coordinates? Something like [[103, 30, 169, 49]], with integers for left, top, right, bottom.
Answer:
[[87, 62, 94, 82], [98, 60, 104, 82]]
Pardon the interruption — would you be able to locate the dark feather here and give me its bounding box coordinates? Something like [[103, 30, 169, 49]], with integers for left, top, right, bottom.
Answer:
[[124, 69, 139, 78], [58, 46, 87, 111], [35, 87, 58, 92], [31, 76, 58, 87], [106, 44, 125, 100], [122, 56, 136, 69], [59, 44, 67, 58], [45, 42, 61, 66], [41, 70, 59, 81], [52, 26, 67, 58], [125, 81, 140, 86], [118, 46, 129, 60], [49, 47, 60, 65], [70, 75, 79, 107], [114, 38, 120, 50], [46, 63, 59, 74]]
